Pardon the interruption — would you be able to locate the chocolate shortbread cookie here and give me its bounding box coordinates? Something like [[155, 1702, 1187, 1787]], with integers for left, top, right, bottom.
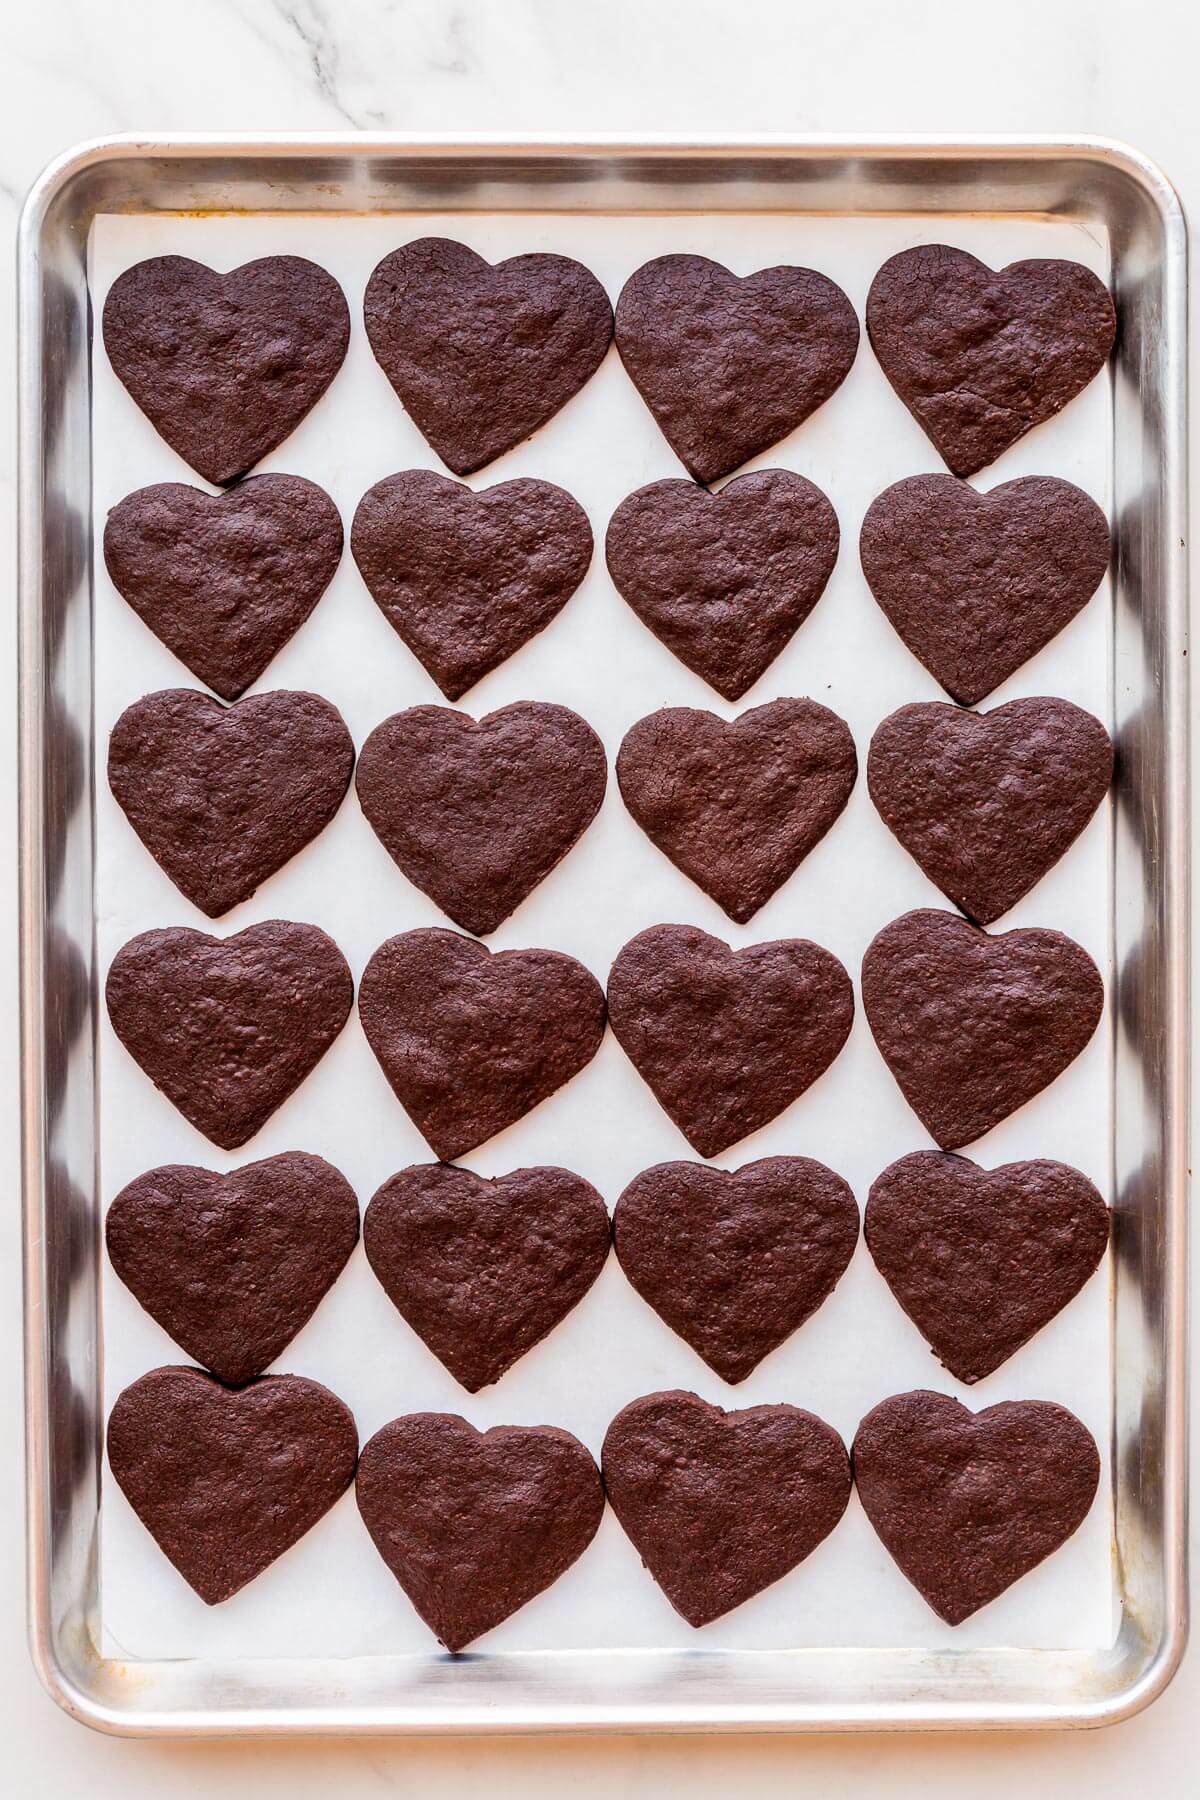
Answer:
[[356, 702, 606, 936], [861, 909, 1103, 1150], [106, 921, 353, 1150], [107, 1365, 358, 1604], [617, 698, 856, 922], [602, 1390, 850, 1627], [364, 238, 612, 474], [868, 698, 1113, 924], [106, 1154, 361, 1386], [351, 469, 593, 699], [859, 475, 1110, 707], [109, 688, 355, 918], [606, 471, 839, 700], [356, 1413, 604, 1650], [866, 245, 1116, 475], [865, 1152, 1109, 1383], [615, 254, 859, 484], [103, 256, 350, 484], [359, 929, 606, 1161], [614, 1158, 858, 1381], [852, 1389, 1100, 1623], [607, 924, 854, 1158], [364, 1164, 610, 1391], [103, 476, 344, 700]]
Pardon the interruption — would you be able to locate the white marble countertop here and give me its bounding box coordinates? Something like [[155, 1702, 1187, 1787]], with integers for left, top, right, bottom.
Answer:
[[1, 1, 1196, 1793]]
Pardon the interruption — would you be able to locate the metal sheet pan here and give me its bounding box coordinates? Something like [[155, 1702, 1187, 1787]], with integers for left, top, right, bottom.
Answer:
[[18, 134, 1189, 1735]]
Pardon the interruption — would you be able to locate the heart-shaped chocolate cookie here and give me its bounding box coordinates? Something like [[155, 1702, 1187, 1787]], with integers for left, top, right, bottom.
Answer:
[[357, 702, 606, 936], [364, 238, 613, 475], [606, 471, 839, 701], [608, 924, 853, 1158], [352, 470, 593, 700], [861, 909, 1103, 1150], [615, 255, 859, 484], [106, 1154, 361, 1386], [109, 689, 355, 918], [103, 476, 344, 701], [103, 256, 350, 484], [106, 921, 353, 1150], [359, 929, 606, 1161], [602, 1390, 850, 1626], [865, 1152, 1108, 1383], [356, 1413, 604, 1650], [866, 244, 1116, 475], [859, 475, 1110, 706], [614, 1158, 858, 1381], [364, 1163, 610, 1390], [107, 1365, 358, 1604], [868, 699, 1113, 924], [852, 1389, 1100, 1623], [617, 698, 857, 922]]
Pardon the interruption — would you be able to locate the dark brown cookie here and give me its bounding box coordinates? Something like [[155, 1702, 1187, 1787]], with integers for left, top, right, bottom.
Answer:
[[866, 245, 1116, 475], [614, 1158, 858, 1382], [602, 1390, 850, 1627], [103, 256, 350, 484], [107, 1365, 358, 1604], [109, 688, 355, 918], [351, 469, 593, 700], [103, 476, 344, 701], [106, 1154, 361, 1386], [356, 702, 606, 936], [358, 929, 606, 1161], [865, 1152, 1109, 1383], [859, 475, 1110, 707], [363, 238, 612, 475], [861, 909, 1103, 1150], [606, 471, 839, 701], [615, 255, 859, 484], [356, 1413, 604, 1650], [106, 921, 353, 1150], [608, 924, 853, 1158], [617, 698, 856, 922], [364, 1164, 610, 1391], [868, 698, 1113, 925], [852, 1389, 1100, 1623]]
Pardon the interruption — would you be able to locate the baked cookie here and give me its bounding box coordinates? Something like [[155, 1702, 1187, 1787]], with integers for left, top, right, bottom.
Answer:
[[614, 1157, 858, 1381], [104, 476, 344, 700], [106, 921, 353, 1150], [602, 1390, 850, 1626], [103, 256, 350, 483], [363, 238, 612, 474], [859, 474, 1110, 706], [852, 1389, 1100, 1623], [356, 702, 606, 936], [865, 1152, 1109, 1382], [109, 688, 355, 918], [358, 929, 606, 1161], [356, 1413, 604, 1650], [861, 909, 1103, 1150], [351, 470, 593, 699], [607, 924, 853, 1158], [606, 471, 839, 700], [866, 244, 1115, 475], [106, 1154, 361, 1386], [107, 1365, 358, 1604], [364, 1164, 610, 1391], [617, 698, 856, 922], [615, 254, 858, 483], [867, 698, 1112, 924]]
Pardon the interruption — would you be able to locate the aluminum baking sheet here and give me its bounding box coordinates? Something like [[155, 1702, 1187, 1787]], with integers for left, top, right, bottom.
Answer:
[[20, 138, 1188, 1735]]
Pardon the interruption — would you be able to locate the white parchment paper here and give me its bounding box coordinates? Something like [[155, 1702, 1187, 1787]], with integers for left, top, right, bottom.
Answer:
[[91, 207, 1115, 1661]]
